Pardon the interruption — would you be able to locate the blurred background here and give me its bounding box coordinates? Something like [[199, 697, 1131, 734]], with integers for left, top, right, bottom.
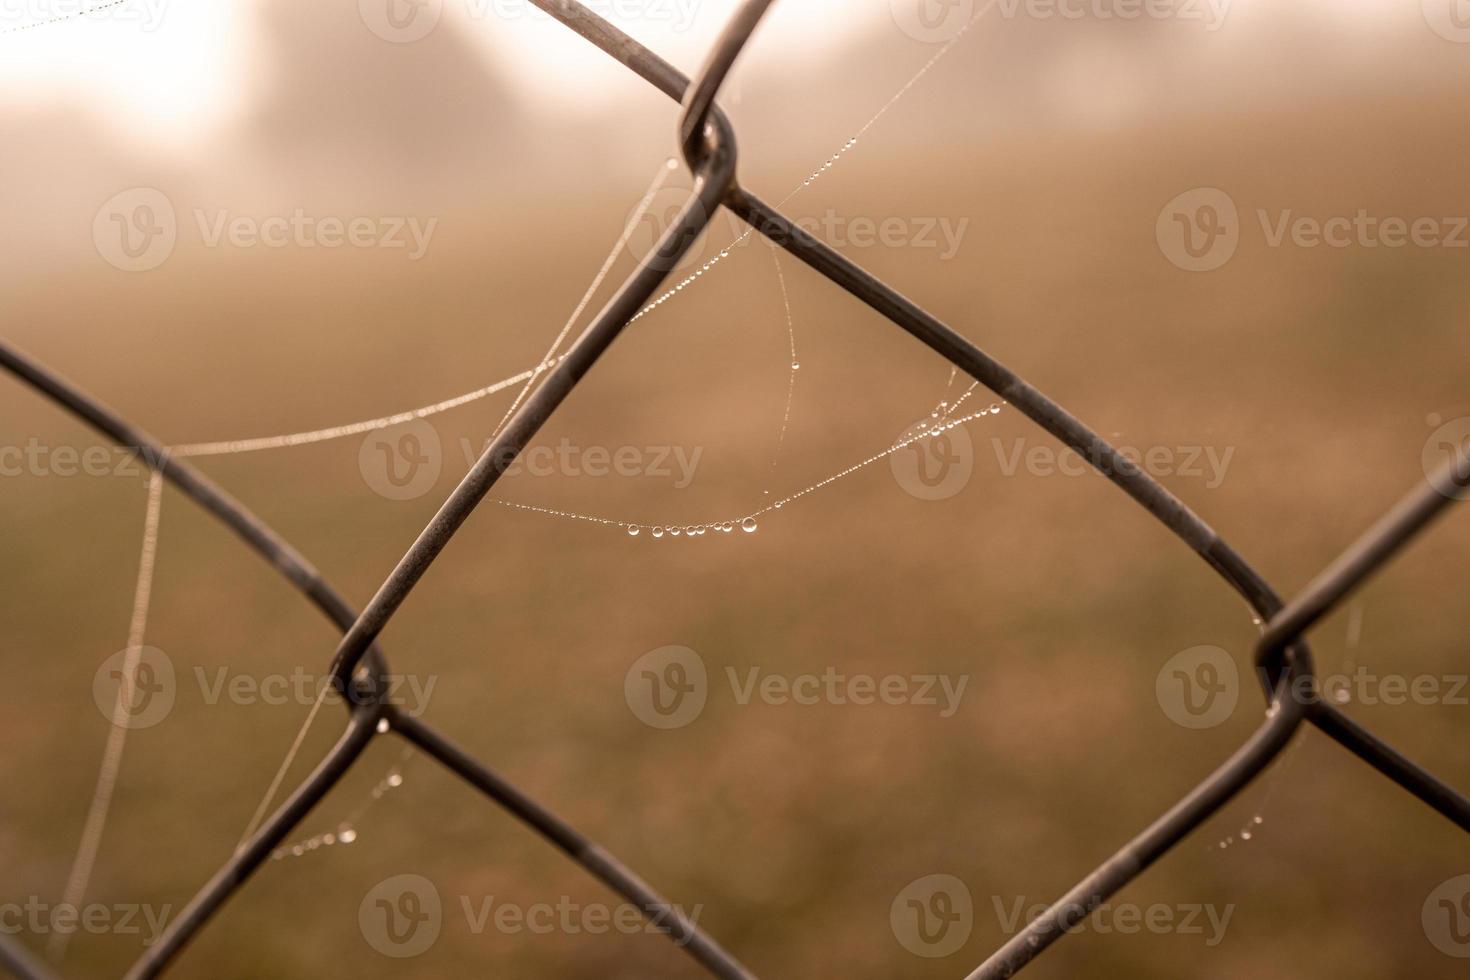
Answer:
[[2, 0, 1469, 977]]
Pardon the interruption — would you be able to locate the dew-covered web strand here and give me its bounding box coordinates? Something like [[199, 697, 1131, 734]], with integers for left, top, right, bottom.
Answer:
[[51, 471, 163, 962], [516, 402, 1007, 539], [270, 741, 415, 861], [628, 0, 991, 325], [169, 8, 989, 461], [229, 159, 673, 856], [1214, 604, 1367, 851], [484, 158, 678, 446], [763, 244, 799, 491], [167, 368, 550, 458], [0, 0, 132, 35], [102, 10, 994, 869]]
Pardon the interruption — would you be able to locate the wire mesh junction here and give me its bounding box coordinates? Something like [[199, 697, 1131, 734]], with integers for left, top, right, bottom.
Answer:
[[2, 2, 1467, 978]]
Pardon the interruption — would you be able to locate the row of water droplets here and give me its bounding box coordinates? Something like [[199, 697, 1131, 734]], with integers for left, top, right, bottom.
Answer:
[[495, 401, 1007, 539], [146, 18, 986, 870], [628, 137, 861, 326], [271, 728, 412, 862]]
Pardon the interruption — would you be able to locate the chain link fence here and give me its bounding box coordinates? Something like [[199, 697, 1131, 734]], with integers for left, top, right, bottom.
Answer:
[[2, 1, 1467, 977]]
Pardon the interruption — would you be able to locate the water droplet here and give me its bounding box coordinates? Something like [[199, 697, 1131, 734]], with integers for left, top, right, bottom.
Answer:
[[791, 362, 800, 371], [627, 526, 640, 537], [1240, 831, 1252, 841], [652, 526, 665, 538], [387, 773, 403, 788], [774, 500, 784, 509], [323, 833, 336, 845], [339, 827, 358, 844], [741, 517, 758, 533], [988, 403, 1001, 414], [375, 718, 390, 734], [1253, 815, 1264, 825], [670, 527, 682, 536]]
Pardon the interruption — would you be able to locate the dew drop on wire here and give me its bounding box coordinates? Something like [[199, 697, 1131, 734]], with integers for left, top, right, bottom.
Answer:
[[670, 527, 682, 536], [339, 827, 358, 844], [627, 526, 640, 537], [741, 517, 758, 533], [652, 526, 665, 538]]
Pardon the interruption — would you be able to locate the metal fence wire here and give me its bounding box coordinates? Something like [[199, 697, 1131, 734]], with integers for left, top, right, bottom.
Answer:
[[2, 1, 1468, 977]]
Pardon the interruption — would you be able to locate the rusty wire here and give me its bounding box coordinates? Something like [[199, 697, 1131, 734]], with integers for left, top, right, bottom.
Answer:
[[1, 0, 1467, 977]]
